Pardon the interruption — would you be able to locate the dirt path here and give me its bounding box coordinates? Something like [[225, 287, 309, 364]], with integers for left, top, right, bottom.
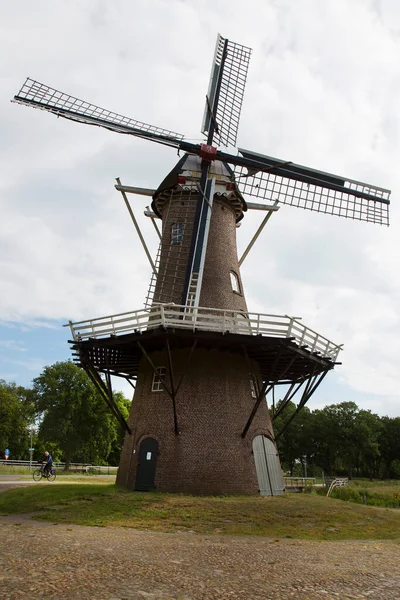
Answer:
[[0, 475, 114, 493], [0, 515, 399, 600]]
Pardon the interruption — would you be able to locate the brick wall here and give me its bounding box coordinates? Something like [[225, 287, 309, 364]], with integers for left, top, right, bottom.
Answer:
[[152, 179, 246, 311], [200, 196, 247, 311], [117, 346, 277, 495], [116, 158, 278, 494]]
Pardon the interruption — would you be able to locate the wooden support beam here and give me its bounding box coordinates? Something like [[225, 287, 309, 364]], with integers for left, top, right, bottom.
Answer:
[[115, 184, 155, 196], [166, 338, 180, 435], [116, 177, 157, 274], [241, 352, 298, 438], [82, 361, 131, 434], [274, 369, 329, 440], [239, 200, 279, 266]]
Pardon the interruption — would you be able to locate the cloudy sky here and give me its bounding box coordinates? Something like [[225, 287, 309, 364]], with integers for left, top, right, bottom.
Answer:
[[1, 0, 399, 417]]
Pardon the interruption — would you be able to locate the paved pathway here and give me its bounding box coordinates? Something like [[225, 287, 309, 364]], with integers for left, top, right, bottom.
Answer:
[[0, 474, 113, 493], [0, 514, 399, 599]]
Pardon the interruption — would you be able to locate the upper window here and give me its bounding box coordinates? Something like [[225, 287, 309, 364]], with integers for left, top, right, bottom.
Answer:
[[151, 367, 166, 392], [230, 271, 241, 293], [171, 223, 184, 245], [250, 376, 257, 399]]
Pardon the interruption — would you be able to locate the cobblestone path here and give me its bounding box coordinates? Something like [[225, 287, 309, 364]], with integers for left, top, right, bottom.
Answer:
[[0, 515, 399, 599]]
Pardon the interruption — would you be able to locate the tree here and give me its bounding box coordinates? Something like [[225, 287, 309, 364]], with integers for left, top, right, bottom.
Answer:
[[355, 409, 382, 478], [33, 361, 130, 469], [274, 400, 384, 479], [309, 402, 382, 479], [274, 401, 314, 476], [72, 391, 131, 466], [0, 380, 34, 460], [379, 417, 400, 478]]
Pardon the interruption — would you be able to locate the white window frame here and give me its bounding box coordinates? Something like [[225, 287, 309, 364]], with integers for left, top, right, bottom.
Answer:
[[230, 271, 241, 293], [171, 223, 184, 245], [250, 376, 257, 399], [152, 367, 166, 392]]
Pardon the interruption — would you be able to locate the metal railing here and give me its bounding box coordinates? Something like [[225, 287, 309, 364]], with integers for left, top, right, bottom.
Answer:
[[284, 477, 316, 489], [0, 459, 118, 474], [326, 478, 349, 497], [66, 303, 342, 361]]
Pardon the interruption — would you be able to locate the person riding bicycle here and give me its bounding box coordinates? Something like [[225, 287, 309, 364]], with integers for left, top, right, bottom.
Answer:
[[41, 451, 53, 477]]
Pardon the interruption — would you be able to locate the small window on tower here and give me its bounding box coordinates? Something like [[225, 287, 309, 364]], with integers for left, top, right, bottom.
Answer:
[[171, 223, 184, 245], [151, 367, 166, 392], [230, 271, 241, 293], [250, 376, 257, 399]]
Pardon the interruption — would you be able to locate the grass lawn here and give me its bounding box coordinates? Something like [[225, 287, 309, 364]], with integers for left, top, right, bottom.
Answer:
[[349, 478, 400, 496], [0, 484, 399, 540], [329, 478, 400, 509]]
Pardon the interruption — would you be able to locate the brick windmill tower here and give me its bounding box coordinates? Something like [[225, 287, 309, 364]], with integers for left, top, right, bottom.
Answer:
[[13, 35, 390, 495]]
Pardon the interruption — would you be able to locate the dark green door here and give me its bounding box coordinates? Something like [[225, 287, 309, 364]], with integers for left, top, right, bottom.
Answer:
[[135, 438, 158, 491]]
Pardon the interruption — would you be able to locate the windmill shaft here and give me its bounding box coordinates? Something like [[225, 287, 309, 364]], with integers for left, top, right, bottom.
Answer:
[[180, 161, 212, 307]]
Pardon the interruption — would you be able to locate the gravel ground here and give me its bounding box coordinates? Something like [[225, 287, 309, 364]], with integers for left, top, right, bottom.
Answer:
[[0, 514, 399, 600]]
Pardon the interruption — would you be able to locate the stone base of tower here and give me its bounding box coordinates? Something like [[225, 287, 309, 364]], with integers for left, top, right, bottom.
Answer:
[[116, 347, 282, 495]]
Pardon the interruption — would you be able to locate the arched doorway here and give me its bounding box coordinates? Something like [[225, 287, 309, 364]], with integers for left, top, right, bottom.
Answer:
[[135, 438, 159, 491], [252, 435, 284, 496]]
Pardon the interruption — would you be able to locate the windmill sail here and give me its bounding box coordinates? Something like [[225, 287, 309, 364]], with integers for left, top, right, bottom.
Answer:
[[201, 35, 251, 147], [234, 148, 390, 225], [13, 78, 184, 148]]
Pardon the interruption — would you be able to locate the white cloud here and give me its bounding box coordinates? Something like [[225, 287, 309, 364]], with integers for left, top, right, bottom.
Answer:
[[0, 340, 27, 352]]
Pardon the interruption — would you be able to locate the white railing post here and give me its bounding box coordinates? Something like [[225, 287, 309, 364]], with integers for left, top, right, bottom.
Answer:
[[68, 321, 77, 342], [311, 333, 318, 352], [160, 304, 165, 327], [287, 317, 294, 339], [299, 325, 306, 346]]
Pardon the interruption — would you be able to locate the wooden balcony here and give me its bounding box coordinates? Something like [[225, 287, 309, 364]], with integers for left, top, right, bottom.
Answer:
[[66, 303, 342, 362]]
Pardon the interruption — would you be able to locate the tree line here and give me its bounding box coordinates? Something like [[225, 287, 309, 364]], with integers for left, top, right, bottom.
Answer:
[[274, 400, 400, 479], [0, 361, 131, 468], [2, 361, 399, 478]]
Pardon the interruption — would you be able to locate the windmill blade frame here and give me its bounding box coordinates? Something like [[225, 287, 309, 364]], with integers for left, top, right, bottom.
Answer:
[[13, 78, 184, 148], [201, 34, 252, 147], [233, 148, 390, 226]]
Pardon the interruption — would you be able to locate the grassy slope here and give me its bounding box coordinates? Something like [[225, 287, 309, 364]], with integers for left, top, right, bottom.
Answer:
[[0, 484, 399, 540]]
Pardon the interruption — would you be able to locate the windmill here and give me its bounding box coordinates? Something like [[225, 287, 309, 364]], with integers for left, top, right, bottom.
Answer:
[[13, 34, 390, 495]]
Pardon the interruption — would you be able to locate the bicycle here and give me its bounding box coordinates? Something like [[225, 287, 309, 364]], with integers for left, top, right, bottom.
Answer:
[[32, 464, 56, 482]]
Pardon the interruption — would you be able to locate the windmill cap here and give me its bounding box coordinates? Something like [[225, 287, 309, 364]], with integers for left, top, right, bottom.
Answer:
[[152, 153, 247, 221]]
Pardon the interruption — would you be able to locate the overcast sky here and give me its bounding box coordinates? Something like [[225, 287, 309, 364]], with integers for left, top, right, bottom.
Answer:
[[1, 0, 399, 417]]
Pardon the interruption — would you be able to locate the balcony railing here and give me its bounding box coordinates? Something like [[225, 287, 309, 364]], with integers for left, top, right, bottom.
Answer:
[[66, 304, 342, 361]]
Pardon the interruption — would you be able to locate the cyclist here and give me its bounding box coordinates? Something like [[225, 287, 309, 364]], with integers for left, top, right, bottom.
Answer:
[[41, 451, 53, 477]]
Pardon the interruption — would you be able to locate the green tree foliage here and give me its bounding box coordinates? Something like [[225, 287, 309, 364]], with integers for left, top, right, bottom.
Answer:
[[273, 402, 314, 476], [0, 380, 35, 460], [379, 416, 400, 478], [32, 361, 130, 469], [311, 402, 381, 479], [275, 400, 389, 479]]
